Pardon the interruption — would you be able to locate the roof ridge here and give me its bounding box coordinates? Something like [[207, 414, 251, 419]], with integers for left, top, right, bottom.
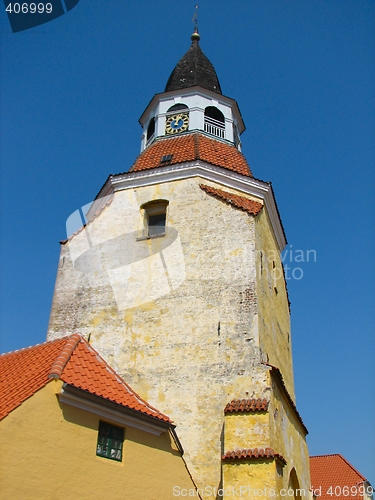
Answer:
[[48, 334, 82, 379], [311, 453, 341, 458]]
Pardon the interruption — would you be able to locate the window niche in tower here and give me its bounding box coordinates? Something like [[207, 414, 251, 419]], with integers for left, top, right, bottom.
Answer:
[[204, 106, 225, 139], [165, 104, 189, 135], [139, 200, 169, 239]]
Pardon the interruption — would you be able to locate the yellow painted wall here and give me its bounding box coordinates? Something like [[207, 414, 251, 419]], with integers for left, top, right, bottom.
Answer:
[[224, 412, 270, 451], [255, 208, 295, 398], [0, 380, 198, 500], [222, 460, 282, 499], [222, 372, 310, 498], [267, 370, 311, 498], [223, 410, 289, 498]]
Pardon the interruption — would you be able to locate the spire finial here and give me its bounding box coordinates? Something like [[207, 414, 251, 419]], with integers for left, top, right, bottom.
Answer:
[[191, 5, 200, 41]]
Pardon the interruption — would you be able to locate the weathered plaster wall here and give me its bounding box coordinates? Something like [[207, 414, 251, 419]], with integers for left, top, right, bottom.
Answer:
[[224, 412, 270, 451], [222, 460, 281, 499], [0, 380, 195, 499], [47, 175, 308, 496], [48, 177, 268, 493], [255, 209, 295, 397], [220, 374, 310, 498], [268, 369, 310, 498]]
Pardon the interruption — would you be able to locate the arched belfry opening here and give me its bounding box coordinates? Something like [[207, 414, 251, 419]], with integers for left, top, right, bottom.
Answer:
[[204, 106, 225, 138], [205, 106, 224, 122], [167, 103, 189, 113]]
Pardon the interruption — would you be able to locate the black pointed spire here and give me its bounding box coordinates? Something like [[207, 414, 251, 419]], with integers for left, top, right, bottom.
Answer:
[[164, 30, 222, 95]]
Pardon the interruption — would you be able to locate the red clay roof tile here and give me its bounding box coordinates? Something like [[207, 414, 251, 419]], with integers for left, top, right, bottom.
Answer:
[[224, 398, 269, 413], [0, 337, 69, 420], [310, 454, 370, 500], [222, 448, 286, 465], [129, 132, 252, 177], [200, 184, 263, 216], [0, 335, 171, 423]]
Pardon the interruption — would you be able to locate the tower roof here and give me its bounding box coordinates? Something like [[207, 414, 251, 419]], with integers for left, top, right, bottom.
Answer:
[[165, 30, 222, 95], [129, 133, 252, 176]]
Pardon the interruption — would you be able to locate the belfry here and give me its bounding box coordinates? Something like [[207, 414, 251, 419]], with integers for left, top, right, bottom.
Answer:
[[48, 29, 310, 498]]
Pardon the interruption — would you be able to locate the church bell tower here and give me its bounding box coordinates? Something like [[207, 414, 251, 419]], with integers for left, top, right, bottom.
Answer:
[[48, 29, 310, 498]]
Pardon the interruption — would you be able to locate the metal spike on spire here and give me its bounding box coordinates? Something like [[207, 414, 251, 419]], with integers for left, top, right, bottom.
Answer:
[[192, 4, 198, 29], [191, 4, 200, 41]]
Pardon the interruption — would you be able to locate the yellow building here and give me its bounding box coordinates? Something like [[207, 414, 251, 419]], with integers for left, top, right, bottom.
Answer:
[[47, 29, 310, 497], [0, 334, 200, 499]]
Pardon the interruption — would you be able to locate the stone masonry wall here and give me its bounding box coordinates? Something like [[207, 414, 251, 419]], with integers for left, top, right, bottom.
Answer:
[[47, 176, 296, 495]]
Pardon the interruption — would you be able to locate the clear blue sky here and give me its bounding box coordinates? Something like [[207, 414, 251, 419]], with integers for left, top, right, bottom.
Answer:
[[1, 0, 374, 485]]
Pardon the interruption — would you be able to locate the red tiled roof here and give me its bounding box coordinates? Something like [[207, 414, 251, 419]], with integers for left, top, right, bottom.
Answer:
[[224, 398, 269, 413], [310, 454, 370, 500], [223, 448, 286, 465], [0, 337, 68, 421], [0, 335, 171, 423], [129, 133, 252, 177], [200, 184, 263, 216]]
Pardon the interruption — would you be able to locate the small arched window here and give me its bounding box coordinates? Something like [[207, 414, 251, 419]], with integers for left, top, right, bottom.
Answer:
[[167, 103, 189, 113], [141, 200, 169, 238], [146, 118, 155, 142]]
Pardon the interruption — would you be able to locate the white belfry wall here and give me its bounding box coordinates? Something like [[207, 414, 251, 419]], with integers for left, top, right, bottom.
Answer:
[[140, 90, 237, 151]]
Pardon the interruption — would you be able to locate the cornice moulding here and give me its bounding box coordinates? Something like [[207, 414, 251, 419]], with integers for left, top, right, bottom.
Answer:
[[59, 386, 169, 436]]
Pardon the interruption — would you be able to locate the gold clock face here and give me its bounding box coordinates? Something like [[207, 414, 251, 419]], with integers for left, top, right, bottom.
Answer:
[[165, 113, 189, 135]]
